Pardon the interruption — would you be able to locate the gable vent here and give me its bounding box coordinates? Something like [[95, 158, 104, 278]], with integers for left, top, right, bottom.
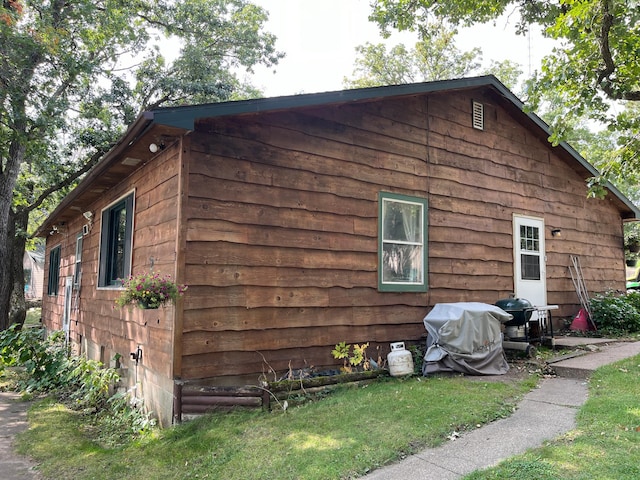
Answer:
[[472, 101, 484, 130]]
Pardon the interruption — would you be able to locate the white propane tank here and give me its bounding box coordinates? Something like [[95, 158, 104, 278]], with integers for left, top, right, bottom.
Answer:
[[388, 342, 414, 377]]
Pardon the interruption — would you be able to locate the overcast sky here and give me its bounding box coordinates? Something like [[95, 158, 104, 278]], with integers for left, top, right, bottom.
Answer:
[[250, 0, 555, 97]]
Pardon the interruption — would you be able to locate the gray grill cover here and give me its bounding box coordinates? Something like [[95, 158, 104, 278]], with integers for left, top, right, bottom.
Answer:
[[423, 302, 511, 375]]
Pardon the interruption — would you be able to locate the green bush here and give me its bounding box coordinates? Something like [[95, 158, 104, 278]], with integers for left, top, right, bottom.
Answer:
[[590, 291, 640, 335], [0, 325, 68, 393], [0, 325, 155, 443]]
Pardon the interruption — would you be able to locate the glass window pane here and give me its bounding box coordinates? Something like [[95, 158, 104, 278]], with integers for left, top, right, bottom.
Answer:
[[48, 246, 61, 295], [521, 225, 540, 252], [521, 254, 541, 280], [382, 244, 423, 283], [114, 207, 127, 280], [379, 192, 427, 292], [383, 200, 422, 243], [99, 193, 133, 287]]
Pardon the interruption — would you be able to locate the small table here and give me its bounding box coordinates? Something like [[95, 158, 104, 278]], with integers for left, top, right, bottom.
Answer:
[[530, 305, 559, 346]]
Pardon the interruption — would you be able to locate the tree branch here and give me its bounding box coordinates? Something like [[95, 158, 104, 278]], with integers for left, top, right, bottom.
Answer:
[[19, 148, 107, 217], [596, 0, 615, 85], [596, 0, 640, 101]]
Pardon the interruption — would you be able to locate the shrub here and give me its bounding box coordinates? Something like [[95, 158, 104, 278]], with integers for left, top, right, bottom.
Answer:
[[0, 325, 68, 393], [590, 291, 640, 335], [0, 325, 155, 444]]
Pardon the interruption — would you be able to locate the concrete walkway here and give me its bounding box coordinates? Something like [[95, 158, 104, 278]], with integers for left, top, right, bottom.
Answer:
[[363, 377, 587, 479], [0, 391, 39, 480], [363, 340, 640, 480]]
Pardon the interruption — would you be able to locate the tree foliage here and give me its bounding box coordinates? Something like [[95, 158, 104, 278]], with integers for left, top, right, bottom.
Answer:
[[0, 0, 282, 329], [370, 0, 640, 188], [344, 22, 522, 90]]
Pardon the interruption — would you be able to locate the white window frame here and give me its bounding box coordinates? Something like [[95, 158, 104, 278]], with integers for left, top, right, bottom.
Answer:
[[74, 233, 83, 288]]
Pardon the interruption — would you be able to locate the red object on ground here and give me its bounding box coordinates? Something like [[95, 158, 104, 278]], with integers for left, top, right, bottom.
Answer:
[[570, 308, 595, 331]]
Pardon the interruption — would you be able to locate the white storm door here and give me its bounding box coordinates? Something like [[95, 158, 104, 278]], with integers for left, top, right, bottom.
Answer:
[[513, 215, 547, 311]]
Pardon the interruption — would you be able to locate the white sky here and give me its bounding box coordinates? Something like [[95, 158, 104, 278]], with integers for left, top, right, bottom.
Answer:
[[250, 0, 556, 97]]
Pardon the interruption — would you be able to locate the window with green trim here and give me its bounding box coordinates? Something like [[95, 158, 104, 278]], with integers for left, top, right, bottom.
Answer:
[[98, 192, 134, 287], [378, 192, 428, 292], [47, 245, 61, 296]]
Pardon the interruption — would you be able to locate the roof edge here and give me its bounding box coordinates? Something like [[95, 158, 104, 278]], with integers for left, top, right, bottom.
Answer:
[[34, 113, 158, 236], [37, 75, 640, 235]]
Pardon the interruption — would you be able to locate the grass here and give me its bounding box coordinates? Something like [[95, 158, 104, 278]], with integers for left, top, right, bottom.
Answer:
[[15, 374, 536, 480], [464, 354, 640, 480], [25, 307, 41, 327]]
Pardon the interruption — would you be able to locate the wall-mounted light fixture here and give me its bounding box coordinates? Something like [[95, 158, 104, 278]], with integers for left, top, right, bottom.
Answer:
[[82, 211, 94, 235], [551, 229, 562, 237], [130, 346, 142, 365], [49, 224, 66, 235], [149, 141, 166, 153]]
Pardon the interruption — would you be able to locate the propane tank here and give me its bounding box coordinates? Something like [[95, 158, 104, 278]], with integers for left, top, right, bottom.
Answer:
[[387, 342, 414, 377]]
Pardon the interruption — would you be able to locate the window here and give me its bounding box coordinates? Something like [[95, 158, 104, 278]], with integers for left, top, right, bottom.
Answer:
[[520, 225, 541, 280], [378, 192, 428, 292], [99, 192, 134, 287], [47, 245, 61, 296], [74, 233, 83, 287]]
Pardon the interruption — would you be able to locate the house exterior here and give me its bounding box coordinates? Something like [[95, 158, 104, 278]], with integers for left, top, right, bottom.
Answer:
[[37, 76, 640, 425], [24, 246, 44, 300]]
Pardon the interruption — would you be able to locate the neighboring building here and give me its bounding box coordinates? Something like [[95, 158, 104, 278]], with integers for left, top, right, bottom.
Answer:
[[24, 245, 44, 300], [37, 76, 640, 425]]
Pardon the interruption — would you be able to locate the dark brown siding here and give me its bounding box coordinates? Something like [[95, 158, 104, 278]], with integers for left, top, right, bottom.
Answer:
[[182, 96, 429, 380], [42, 143, 182, 377], [425, 91, 624, 310], [180, 90, 625, 382]]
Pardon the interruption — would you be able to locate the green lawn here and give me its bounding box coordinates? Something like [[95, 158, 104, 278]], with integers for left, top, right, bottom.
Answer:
[[25, 308, 41, 327], [464, 355, 640, 479], [16, 374, 535, 480]]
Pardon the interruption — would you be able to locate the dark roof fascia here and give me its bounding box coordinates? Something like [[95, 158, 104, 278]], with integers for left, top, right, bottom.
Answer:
[[38, 77, 505, 236], [149, 75, 505, 129], [557, 137, 640, 219], [494, 90, 640, 219], [149, 76, 640, 218]]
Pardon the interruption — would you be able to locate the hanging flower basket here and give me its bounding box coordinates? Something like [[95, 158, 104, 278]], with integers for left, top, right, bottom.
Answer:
[[115, 272, 187, 309]]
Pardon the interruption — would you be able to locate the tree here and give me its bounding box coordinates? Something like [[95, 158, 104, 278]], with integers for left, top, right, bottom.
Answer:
[[0, 0, 282, 330], [344, 22, 522, 90], [369, 0, 640, 189]]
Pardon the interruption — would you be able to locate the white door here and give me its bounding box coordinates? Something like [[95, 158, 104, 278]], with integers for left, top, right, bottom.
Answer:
[[62, 276, 73, 343], [513, 215, 547, 312]]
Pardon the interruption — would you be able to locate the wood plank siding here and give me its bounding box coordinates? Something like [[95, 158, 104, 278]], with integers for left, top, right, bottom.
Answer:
[[41, 82, 630, 395], [178, 89, 625, 381], [42, 142, 182, 377]]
